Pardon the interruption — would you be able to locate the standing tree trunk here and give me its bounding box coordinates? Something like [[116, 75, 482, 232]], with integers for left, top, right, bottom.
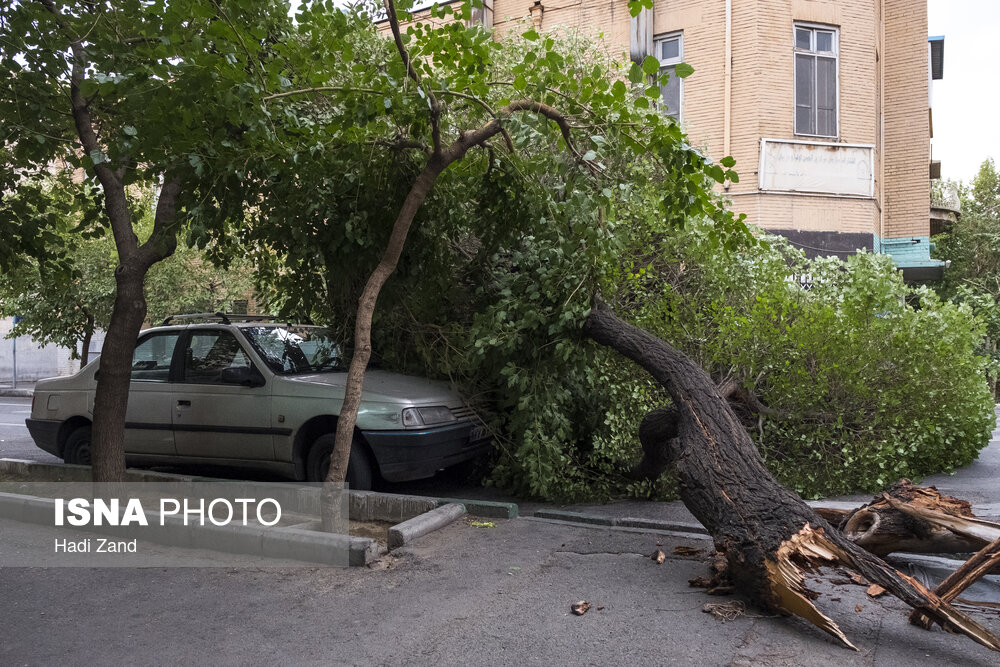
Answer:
[[61, 20, 182, 483], [79, 310, 94, 367], [325, 158, 446, 489], [583, 297, 1000, 652], [90, 260, 149, 482], [317, 1, 583, 507]]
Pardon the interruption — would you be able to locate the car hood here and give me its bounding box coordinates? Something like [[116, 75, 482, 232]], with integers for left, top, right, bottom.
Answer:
[[280, 370, 461, 406]]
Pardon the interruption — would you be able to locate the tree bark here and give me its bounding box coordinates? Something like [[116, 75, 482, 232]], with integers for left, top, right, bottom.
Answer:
[[80, 310, 94, 367], [58, 15, 183, 482], [583, 297, 1000, 652], [90, 260, 147, 483]]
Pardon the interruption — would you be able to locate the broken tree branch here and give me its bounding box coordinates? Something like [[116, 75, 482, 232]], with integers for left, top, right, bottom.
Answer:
[[828, 480, 1000, 557], [383, 0, 442, 153], [910, 536, 1000, 630]]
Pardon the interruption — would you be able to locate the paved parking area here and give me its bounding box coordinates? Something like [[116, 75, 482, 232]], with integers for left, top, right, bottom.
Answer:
[[2, 515, 999, 666]]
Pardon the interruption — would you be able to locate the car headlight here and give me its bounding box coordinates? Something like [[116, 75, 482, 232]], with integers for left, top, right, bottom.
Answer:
[[401, 406, 457, 427]]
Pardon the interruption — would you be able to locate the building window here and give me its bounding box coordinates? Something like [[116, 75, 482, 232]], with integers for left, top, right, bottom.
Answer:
[[655, 32, 683, 120], [794, 24, 838, 137]]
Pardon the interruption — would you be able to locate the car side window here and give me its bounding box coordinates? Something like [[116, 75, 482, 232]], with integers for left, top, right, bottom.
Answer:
[[184, 330, 254, 385], [131, 333, 180, 382]]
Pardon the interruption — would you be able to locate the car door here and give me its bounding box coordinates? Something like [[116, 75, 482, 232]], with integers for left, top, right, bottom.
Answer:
[[171, 328, 273, 460], [123, 331, 179, 456]]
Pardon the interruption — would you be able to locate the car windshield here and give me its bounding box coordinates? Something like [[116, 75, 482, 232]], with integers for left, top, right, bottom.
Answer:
[[240, 325, 347, 375]]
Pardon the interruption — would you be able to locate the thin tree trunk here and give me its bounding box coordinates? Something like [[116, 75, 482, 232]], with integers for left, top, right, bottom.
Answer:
[[324, 158, 446, 497], [80, 311, 94, 367], [90, 260, 148, 483], [56, 6, 181, 484]]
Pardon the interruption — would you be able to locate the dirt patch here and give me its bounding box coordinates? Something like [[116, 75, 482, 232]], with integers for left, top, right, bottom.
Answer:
[[350, 520, 394, 545]]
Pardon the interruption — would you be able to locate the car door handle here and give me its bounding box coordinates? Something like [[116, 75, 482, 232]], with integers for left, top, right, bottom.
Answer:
[[177, 400, 191, 407]]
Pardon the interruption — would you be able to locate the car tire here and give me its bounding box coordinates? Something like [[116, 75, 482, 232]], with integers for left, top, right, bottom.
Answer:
[[306, 433, 374, 490], [64, 425, 93, 465]]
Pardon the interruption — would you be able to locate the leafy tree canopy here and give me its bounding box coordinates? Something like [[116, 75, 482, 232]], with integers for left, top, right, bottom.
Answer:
[[200, 5, 746, 330], [0, 179, 256, 361], [932, 159, 1000, 390]]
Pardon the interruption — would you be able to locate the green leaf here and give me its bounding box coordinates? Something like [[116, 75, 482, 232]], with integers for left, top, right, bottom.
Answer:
[[513, 74, 527, 91], [641, 55, 659, 76], [628, 63, 644, 84], [721, 155, 736, 168], [674, 62, 695, 78], [611, 80, 627, 101], [522, 28, 539, 41], [582, 150, 596, 161]]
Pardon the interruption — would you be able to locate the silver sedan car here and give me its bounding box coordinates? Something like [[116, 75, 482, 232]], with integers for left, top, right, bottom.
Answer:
[[26, 314, 489, 490]]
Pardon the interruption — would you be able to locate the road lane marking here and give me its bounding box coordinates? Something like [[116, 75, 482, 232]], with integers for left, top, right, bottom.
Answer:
[[0, 423, 28, 427]]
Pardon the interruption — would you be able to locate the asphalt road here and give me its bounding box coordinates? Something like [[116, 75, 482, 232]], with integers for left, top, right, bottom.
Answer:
[[4, 398, 1000, 663], [4, 516, 998, 666], [0, 397, 60, 463]]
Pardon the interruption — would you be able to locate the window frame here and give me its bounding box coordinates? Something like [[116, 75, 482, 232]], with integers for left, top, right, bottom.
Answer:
[[793, 22, 839, 139], [179, 327, 262, 386], [129, 331, 182, 383], [653, 31, 684, 121]]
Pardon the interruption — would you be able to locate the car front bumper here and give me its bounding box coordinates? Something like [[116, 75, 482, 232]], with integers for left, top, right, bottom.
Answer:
[[361, 421, 491, 482], [25, 418, 62, 457]]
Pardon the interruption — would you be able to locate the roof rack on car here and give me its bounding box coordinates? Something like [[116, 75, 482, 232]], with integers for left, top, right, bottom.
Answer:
[[160, 313, 287, 326]]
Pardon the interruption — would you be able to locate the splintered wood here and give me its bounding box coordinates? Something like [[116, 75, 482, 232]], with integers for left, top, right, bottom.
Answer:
[[826, 480, 1000, 557], [765, 525, 858, 650], [910, 536, 1000, 629]]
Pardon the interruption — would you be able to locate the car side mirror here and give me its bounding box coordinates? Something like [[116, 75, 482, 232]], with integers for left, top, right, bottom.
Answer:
[[220, 366, 266, 388]]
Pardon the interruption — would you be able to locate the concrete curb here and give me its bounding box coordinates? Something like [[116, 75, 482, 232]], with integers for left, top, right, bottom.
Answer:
[[0, 489, 377, 567], [534, 509, 614, 526], [389, 502, 466, 550], [436, 497, 518, 519], [532, 509, 710, 535], [532, 509, 709, 535], [0, 459, 471, 566]]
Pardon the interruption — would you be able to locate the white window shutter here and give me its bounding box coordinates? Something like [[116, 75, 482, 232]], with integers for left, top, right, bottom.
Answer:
[[630, 8, 653, 64]]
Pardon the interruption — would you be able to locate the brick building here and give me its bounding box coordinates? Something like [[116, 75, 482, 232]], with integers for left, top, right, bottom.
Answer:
[[398, 0, 946, 279]]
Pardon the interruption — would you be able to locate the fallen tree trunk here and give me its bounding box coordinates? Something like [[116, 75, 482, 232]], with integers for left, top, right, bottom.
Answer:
[[827, 480, 1000, 557], [583, 297, 1000, 652]]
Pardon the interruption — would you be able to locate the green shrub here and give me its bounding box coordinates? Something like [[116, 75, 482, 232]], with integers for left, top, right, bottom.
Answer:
[[618, 223, 995, 499]]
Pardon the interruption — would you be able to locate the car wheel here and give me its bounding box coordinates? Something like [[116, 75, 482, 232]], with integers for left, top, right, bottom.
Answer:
[[64, 425, 93, 465], [306, 434, 374, 491]]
